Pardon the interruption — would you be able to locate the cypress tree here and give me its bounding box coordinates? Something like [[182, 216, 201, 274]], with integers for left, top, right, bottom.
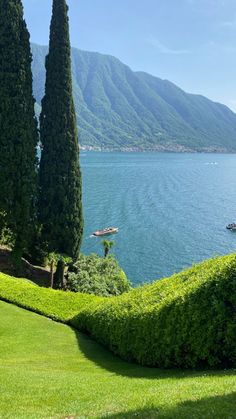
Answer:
[[39, 0, 83, 260], [0, 0, 38, 262]]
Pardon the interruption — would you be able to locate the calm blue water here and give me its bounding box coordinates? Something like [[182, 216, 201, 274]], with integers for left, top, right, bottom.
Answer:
[[81, 152, 236, 285]]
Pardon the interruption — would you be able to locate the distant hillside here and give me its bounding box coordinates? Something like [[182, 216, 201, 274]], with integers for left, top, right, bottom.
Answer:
[[31, 43, 236, 152]]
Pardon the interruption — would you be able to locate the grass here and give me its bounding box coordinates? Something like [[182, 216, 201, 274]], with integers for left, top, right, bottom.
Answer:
[[0, 252, 235, 369], [0, 300, 235, 419]]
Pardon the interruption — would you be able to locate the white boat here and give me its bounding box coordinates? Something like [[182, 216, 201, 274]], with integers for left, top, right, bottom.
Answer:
[[92, 227, 119, 237], [226, 223, 236, 231]]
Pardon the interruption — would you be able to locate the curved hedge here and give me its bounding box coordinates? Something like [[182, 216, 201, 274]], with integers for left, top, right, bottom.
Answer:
[[0, 273, 101, 321], [72, 254, 236, 368], [0, 254, 236, 368]]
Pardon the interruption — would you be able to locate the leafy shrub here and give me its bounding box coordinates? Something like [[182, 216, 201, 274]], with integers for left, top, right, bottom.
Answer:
[[0, 227, 13, 247], [0, 212, 14, 247], [0, 254, 235, 368], [66, 254, 131, 296]]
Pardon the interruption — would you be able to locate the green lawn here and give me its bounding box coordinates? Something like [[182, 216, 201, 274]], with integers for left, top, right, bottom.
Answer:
[[0, 301, 235, 419]]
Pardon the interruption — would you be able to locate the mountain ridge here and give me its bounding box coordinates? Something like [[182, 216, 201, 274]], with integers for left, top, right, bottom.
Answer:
[[31, 43, 236, 152]]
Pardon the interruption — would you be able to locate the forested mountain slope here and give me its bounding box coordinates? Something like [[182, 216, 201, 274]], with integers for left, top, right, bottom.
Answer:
[[32, 43, 236, 151]]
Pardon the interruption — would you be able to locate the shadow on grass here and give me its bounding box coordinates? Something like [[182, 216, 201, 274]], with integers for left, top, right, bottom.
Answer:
[[72, 327, 236, 380], [99, 392, 236, 418]]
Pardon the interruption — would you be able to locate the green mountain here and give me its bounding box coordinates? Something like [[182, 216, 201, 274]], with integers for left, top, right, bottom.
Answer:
[[32, 43, 236, 152]]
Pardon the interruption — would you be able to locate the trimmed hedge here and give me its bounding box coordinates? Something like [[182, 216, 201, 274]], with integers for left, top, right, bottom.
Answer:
[[0, 273, 102, 322], [0, 254, 236, 368]]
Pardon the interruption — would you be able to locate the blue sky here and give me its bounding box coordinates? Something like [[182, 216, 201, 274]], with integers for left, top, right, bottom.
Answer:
[[23, 0, 236, 111]]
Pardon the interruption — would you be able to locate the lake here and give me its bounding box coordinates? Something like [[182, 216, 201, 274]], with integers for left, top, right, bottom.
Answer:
[[81, 152, 236, 286]]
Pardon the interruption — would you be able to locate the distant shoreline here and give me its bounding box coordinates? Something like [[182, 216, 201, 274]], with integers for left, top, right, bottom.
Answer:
[[80, 145, 236, 153]]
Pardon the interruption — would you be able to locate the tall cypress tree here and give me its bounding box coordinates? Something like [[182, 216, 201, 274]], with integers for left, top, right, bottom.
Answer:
[[0, 0, 38, 261], [39, 0, 83, 260]]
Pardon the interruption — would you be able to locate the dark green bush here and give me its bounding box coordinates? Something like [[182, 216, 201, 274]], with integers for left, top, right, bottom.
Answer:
[[66, 254, 131, 297], [0, 254, 235, 368]]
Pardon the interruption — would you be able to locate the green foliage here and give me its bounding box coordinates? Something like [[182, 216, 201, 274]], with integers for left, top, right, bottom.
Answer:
[[0, 1, 38, 260], [66, 254, 130, 296], [32, 43, 236, 152], [46, 252, 72, 266], [101, 240, 115, 258], [47, 252, 72, 289], [78, 255, 236, 369], [0, 212, 14, 247], [39, 0, 83, 260], [24, 226, 47, 267], [0, 254, 235, 368], [0, 227, 14, 248], [0, 272, 100, 321]]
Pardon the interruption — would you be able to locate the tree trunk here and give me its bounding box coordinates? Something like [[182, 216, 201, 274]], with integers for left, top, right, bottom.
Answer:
[[11, 239, 23, 276], [55, 260, 66, 289], [50, 260, 54, 288]]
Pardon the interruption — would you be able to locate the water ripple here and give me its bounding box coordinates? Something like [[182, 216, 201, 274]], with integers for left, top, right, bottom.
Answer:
[[81, 152, 236, 285]]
